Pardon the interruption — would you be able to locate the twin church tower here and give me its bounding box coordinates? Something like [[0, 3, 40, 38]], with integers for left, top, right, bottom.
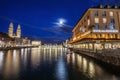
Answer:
[[8, 23, 21, 38]]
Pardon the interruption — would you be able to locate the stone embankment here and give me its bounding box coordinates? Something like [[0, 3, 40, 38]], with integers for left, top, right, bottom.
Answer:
[[0, 46, 38, 51], [70, 48, 120, 66]]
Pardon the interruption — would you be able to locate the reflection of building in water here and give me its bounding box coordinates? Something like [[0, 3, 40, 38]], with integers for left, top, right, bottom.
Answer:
[[4, 50, 13, 78], [21, 48, 29, 68], [40, 47, 65, 63], [55, 56, 68, 80], [12, 50, 20, 76], [66, 53, 117, 79], [4, 50, 20, 78], [0, 51, 4, 70], [31, 48, 41, 68]]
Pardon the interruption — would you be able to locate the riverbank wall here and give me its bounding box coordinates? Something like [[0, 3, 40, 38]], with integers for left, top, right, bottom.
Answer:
[[0, 46, 39, 51], [70, 48, 120, 67]]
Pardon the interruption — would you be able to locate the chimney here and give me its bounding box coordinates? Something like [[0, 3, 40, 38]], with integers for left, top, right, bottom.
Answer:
[[100, 4, 104, 8], [107, 5, 111, 8], [115, 5, 118, 9]]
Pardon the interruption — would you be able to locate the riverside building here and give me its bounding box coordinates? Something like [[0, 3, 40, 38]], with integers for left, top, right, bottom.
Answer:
[[69, 5, 120, 51]]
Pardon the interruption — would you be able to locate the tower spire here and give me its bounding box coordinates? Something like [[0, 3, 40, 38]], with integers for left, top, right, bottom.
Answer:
[[16, 24, 21, 38], [8, 22, 13, 37]]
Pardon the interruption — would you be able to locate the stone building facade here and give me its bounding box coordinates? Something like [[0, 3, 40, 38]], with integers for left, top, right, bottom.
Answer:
[[69, 5, 120, 50]]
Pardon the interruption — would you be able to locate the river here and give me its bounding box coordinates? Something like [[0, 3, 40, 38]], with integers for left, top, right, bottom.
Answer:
[[0, 47, 120, 80]]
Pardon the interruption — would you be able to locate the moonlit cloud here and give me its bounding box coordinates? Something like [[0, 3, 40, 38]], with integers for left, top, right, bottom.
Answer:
[[52, 18, 73, 34], [54, 18, 67, 27], [58, 18, 66, 25]]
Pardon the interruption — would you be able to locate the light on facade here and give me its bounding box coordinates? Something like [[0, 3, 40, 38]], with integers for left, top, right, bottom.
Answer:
[[81, 31, 91, 37], [32, 41, 41, 45], [73, 37, 76, 41], [93, 30, 118, 33]]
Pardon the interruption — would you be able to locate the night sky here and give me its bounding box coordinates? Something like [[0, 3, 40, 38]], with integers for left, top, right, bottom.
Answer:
[[0, 0, 119, 43]]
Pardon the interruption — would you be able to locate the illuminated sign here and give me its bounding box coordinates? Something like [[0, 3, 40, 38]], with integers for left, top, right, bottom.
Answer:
[[92, 30, 118, 33]]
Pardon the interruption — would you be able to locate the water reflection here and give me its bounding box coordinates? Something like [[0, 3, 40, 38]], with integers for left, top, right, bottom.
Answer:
[[21, 48, 28, 68], [3, 50, 20, 79], [0, 47, 67, 80], [0, 48, 30, 79], [66, 53, 120, 80], [0, 47, 120, 80], [31, 48, 41, 68], [55, 57, 68, 80], [41, 47, 65, 63], [0, 51, 4, 71]]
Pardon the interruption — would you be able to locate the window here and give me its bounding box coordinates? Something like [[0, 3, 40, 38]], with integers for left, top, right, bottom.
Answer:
[[88, 19, 90, 26], [96, 24, 99, 29], [108, 18, 115, 30], [102, 11, 106, 16], [95, 18, 99, 23], [103, 25, 107, 29], [80, 27, 85, 32], [103, 18, 107, 23], [87, 16, 89, 19], [111, 18, 115, 23], [109, 23, 115, 30], [110, 11, 113, 16], [94, 11, 98, 16]]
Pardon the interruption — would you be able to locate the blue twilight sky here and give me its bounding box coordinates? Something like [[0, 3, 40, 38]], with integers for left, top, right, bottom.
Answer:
[[0, 0, 119, 43]]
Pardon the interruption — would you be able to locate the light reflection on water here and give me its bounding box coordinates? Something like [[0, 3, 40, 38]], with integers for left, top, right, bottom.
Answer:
[[55, 57, 68, 80], [0, 48, 119, 80], [0, 51, 3, 71], [66, 53, 120, 80], [3, 50, 20, 79], [31, 48, 41, 68]]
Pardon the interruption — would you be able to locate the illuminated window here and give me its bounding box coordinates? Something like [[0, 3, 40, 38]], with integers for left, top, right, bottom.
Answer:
[[110, 11, 113, 16], [88, 19, 90, 26], [95, 18, 99, 23], [103, 18, 107, 23]]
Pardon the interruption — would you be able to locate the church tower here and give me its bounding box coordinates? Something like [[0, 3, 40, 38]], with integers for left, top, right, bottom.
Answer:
[[8, 22, 13, 37], [16, 24, 21, 38]]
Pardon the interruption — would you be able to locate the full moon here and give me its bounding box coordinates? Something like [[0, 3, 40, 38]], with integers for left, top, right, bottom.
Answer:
[[58, 18, 66, 25]]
